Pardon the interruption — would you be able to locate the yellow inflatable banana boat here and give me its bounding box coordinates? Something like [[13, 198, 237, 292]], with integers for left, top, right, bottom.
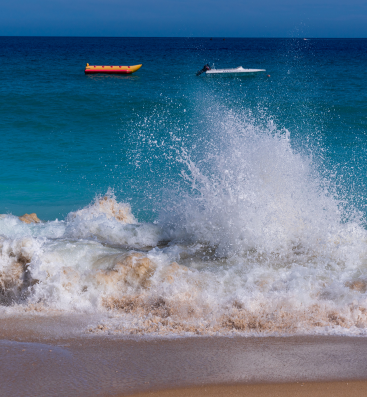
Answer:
[[84, 63, 142, 74]]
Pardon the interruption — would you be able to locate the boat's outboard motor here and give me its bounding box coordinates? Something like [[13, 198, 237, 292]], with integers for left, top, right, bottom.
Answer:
[[196, 64, 211, 76]]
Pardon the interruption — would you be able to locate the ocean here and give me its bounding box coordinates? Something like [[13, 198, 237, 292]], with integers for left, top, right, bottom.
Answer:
[[1, 37, 367, 336]]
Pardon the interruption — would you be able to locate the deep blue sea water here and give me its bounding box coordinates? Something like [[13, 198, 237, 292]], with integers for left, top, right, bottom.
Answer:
[[1, 37, 367, 336], [1, 37, 366, 221]]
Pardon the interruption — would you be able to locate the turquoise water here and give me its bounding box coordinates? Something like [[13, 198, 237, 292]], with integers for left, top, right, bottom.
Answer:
[[1, 37, 366, 221], [1, 37, 367, 336]]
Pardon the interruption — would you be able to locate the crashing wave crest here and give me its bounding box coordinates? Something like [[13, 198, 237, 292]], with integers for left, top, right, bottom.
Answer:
[[1, 112, 367, 336]]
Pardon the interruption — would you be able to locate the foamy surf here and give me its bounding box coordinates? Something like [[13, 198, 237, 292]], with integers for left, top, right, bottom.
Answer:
[[1, 110, 367, 337]]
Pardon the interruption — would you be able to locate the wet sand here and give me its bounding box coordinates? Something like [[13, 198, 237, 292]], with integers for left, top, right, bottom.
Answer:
[[132, 381, 367, 397], [1, 315, 367, 396]]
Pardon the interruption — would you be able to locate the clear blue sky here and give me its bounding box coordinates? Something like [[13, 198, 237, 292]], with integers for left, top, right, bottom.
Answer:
[[1, 0, 367, 37]]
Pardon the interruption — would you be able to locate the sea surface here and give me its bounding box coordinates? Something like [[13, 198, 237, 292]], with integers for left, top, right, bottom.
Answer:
[[1, 37, 367, 336]]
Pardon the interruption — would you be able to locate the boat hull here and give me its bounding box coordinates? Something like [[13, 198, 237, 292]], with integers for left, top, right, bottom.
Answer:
[[85, 64, 142, 74]]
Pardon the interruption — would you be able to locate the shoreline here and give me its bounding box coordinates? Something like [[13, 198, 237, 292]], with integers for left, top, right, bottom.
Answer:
[[1, 318, 367, 396]]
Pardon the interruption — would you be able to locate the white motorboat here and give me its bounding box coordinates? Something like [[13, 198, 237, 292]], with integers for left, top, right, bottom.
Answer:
[[196, 65, 265, 76], [206, 66, 266, 74]]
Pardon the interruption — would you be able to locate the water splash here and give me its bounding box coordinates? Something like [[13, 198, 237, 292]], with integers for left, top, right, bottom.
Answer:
[[1, 108, 367, 337]]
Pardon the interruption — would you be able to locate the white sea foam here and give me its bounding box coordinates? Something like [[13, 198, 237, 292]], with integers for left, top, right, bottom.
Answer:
[[1, 110, 367, 337], [65, 194, 161, 247]]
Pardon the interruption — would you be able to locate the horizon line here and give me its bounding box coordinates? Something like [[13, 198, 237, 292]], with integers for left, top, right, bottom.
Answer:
[[1, 35, 367, 39]]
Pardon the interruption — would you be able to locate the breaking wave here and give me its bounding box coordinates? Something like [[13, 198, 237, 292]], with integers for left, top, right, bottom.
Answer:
[[1, 109, 367, 337]]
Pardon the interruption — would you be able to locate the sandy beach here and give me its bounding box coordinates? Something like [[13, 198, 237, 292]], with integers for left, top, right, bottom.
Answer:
[[131, 381, 367, 397], [0, 315, 367, 396]]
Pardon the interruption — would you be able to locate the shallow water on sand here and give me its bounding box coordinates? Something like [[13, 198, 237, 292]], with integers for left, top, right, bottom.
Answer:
[[1, 332, 367, 396]]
